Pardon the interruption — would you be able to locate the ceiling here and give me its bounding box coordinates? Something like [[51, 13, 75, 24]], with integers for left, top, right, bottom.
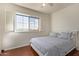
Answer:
[[15, 3, 74, 14]]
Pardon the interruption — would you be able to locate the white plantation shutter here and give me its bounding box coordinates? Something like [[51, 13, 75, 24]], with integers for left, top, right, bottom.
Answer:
[[15, 13, 39, 32]]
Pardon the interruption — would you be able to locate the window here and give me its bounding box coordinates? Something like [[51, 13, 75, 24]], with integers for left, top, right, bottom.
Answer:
[[15, 13, 40, 32], [30, 16, 39, 30]]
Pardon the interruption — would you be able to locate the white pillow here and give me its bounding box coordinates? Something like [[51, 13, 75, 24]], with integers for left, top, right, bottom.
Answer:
[[57, 32, 71, 40], [49, 32, 57, 37]]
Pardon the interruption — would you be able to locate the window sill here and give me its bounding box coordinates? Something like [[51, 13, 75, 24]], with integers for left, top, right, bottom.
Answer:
[[14, 30, 42, 33]]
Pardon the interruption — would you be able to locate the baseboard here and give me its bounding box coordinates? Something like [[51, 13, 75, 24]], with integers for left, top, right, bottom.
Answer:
[[4, 43, 30, 51]]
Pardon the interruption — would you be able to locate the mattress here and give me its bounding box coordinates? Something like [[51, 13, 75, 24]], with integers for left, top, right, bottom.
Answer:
[[30, 36, 75, 56]]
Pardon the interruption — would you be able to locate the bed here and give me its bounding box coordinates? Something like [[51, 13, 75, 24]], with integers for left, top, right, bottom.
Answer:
[[30, 32, 76, 56]]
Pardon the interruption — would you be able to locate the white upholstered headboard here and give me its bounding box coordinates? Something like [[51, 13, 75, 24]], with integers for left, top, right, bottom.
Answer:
[[73, 31, 79, 50], [70, 31, 79, 49]]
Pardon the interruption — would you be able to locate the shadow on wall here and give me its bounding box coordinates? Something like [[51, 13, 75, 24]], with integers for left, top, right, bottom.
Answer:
[[3, 32, 48, 50]]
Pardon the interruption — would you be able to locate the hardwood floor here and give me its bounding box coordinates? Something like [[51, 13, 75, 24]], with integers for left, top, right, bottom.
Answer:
[[67, 49, 79, 56], [0, 46, 79, 56], [0, 46, 38, 56]]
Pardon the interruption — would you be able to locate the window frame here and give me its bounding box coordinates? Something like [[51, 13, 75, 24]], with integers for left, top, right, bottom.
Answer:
[[29, 16, 40, 31], [14, 13, 40, 32]]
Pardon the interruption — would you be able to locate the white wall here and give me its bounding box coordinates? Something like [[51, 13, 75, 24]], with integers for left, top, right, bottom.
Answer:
[[51, 4, 79, 32], [0, 4, 6, 51], [51, 4, 79, 50], [0, 4, 51, 50]]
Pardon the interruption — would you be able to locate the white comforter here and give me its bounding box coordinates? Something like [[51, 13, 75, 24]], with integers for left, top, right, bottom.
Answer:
[[30, 36, 75, 56]]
